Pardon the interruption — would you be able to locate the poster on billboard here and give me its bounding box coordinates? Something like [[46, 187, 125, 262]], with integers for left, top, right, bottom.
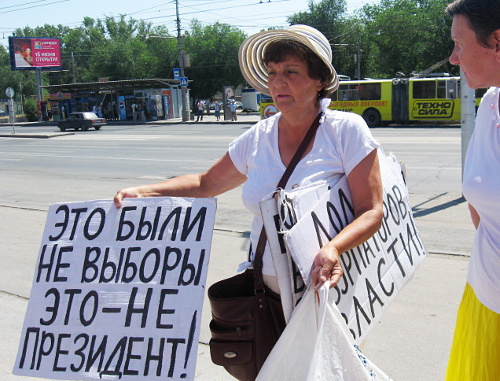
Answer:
[[9, 37, 62, 70]]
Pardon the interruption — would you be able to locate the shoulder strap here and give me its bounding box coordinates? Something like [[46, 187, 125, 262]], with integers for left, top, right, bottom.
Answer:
[[253, 112, 323, 292]]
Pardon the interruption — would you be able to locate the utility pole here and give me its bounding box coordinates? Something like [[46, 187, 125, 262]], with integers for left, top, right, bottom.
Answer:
[[354, 39, 362, 80], [71, 52, 76, 83], [176, 0, 189, 121], [35, 68, 44, 121]]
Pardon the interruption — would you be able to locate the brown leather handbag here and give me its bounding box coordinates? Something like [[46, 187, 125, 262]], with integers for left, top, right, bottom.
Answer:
[[208, 113, 323, 380]]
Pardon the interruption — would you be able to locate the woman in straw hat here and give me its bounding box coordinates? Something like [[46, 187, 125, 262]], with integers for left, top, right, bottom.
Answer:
[[114, 24, 382, 298]]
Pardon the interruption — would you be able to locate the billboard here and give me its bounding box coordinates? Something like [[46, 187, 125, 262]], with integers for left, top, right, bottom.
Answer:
[[9, 37, 62, 70]]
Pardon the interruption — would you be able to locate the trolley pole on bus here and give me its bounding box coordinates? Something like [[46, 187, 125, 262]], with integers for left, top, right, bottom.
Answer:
[[460, 69, 476, 180]]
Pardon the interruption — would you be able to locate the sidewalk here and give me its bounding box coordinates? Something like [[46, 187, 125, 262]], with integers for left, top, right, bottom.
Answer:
[[0, 112, 262, 139], [1, 197, 471, 381], [1, 207, 469, 381], [1, 120, 473, 380]]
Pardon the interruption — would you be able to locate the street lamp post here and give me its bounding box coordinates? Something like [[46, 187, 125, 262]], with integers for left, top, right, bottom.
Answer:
[[176, 0, 189, 121]]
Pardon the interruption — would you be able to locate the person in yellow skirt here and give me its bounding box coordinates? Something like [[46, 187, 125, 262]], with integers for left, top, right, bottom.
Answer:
[[445, 1, 500, 380]]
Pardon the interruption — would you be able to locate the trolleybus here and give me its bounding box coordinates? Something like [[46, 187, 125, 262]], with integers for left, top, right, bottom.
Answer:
[[260, 75, 486, 126]]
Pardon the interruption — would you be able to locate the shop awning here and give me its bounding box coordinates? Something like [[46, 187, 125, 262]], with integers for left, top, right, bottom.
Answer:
[[41, 78, 183, 93]]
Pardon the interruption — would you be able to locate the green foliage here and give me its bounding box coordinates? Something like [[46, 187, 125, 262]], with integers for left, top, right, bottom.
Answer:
[[288, 0, 349, 75], [23, 98, 37, 121], [184, 20, 247, 99], [2, 0, 460, 102], [0, 45, 37, 101], [360, 0, 455, 78]]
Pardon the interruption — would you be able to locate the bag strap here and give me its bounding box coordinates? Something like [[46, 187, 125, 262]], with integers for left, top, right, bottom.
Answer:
[[253, 112, 323, 293]]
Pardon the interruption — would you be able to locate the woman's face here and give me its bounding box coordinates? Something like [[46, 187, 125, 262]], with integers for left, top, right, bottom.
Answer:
[[449, 15, 500, 89], [266, 56, 323, 115]]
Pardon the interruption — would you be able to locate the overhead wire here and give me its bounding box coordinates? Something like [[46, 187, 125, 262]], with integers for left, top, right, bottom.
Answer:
[[0, 0, 381, 47], [0, 0, 70, 14]]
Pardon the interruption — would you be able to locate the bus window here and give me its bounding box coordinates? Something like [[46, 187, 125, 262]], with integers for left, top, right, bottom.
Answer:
[[445, 80, 459, 99], [359, 83, 381, 100], [337, 84, 353, 100], [413, 81, 436, 99], [437, 81, 447, 98], [332, 87, 340, 101]]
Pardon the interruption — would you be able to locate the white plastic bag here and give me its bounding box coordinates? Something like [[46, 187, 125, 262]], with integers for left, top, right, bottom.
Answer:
[[256, 282, 391, 380]]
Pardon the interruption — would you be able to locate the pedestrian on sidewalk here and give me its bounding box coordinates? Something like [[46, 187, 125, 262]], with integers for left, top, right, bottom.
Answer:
[[229, 99, 237, 121], [131, 102, 138, 122], [214, 101, 221, 121], [196, 100, 204, 122], [445, 1, 500, 380], [107, 102, 114, 120]]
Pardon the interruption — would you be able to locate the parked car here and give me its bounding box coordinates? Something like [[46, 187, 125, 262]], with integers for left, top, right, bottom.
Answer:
[[58, 112, 106, 131], [0, 110, 5, 117]]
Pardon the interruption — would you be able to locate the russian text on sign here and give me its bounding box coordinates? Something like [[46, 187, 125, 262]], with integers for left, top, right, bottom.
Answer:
[[14, 197, 217, 380]]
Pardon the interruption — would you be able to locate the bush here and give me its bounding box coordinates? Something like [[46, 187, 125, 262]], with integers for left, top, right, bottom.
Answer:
[[24, 98, 38, 122]]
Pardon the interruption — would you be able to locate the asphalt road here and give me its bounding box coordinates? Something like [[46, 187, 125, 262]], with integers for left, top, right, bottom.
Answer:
[[0, 121, 474, 380], [0, 121, 474, 254]]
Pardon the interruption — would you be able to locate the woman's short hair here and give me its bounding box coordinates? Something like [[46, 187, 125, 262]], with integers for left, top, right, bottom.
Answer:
[[263, 39, 334, 99], [446, 0, 500, 48]]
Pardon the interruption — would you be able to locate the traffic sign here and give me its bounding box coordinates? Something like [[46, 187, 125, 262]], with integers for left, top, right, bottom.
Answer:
[[264, 104, 277, 118], [180, 77, 188, 87], [173, 68, 180, 79], [6, 87, 14, 98]]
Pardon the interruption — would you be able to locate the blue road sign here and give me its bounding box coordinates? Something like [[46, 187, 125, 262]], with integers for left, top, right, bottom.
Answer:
[[180, 77, 188, 86], [173, 68, 180, 79]]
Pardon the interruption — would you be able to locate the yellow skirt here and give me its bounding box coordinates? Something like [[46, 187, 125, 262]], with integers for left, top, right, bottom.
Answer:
[[445, 283, 500, 381]]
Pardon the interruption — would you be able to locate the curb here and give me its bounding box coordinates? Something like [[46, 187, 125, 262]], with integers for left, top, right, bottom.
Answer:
[[0, 132, 74, 139]]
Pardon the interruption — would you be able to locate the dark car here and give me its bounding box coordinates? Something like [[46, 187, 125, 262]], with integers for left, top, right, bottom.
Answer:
[[58, 112, 106, 131]]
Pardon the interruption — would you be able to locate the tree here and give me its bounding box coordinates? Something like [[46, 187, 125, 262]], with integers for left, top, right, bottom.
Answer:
[[184, 20, 247, 99], [286, 0, 454, 80], [288, 0, 351, 75], [23, 98, 37, 121], [359, 0, 455, 78], [82, 16, 176, 81], [2, 0, 461, 103], [13, 16, 180, 84], [0, 45, 37, 104]]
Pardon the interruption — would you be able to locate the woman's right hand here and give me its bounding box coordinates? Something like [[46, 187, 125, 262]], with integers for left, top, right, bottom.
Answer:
[[114, 187, 142, 208]]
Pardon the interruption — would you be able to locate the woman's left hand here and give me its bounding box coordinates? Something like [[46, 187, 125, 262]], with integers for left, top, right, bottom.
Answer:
[[311, 244, 343, 288]]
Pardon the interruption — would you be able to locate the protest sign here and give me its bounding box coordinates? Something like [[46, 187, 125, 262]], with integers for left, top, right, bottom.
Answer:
[[260, 198, 298, 322], [262, 152, 427, 343], [259, 181, 332, 323], [14, 197, 217, 380]]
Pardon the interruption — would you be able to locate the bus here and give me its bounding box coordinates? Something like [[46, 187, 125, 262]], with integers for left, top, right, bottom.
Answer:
[[259, 75, 486, 126]]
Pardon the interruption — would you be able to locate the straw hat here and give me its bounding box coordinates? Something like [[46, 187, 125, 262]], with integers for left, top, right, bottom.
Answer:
[[238, 25, 339, 96]]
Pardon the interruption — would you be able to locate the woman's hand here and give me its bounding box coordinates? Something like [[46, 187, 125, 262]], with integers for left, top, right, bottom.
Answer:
[[114, 187, 142, 208], [311, 148, 382, 289], [311, 244, 343, 288]]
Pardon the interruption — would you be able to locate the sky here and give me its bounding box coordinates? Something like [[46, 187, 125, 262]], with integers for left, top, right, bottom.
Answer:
[[0, 0, 381, 48]]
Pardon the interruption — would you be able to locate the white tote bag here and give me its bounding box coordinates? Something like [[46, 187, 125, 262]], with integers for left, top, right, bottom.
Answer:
[[256, 282, 391, 381]]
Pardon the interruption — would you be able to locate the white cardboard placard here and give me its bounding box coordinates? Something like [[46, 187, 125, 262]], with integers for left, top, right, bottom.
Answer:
[[14, 197, 217, 380], [262, 152, 427, 343]]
